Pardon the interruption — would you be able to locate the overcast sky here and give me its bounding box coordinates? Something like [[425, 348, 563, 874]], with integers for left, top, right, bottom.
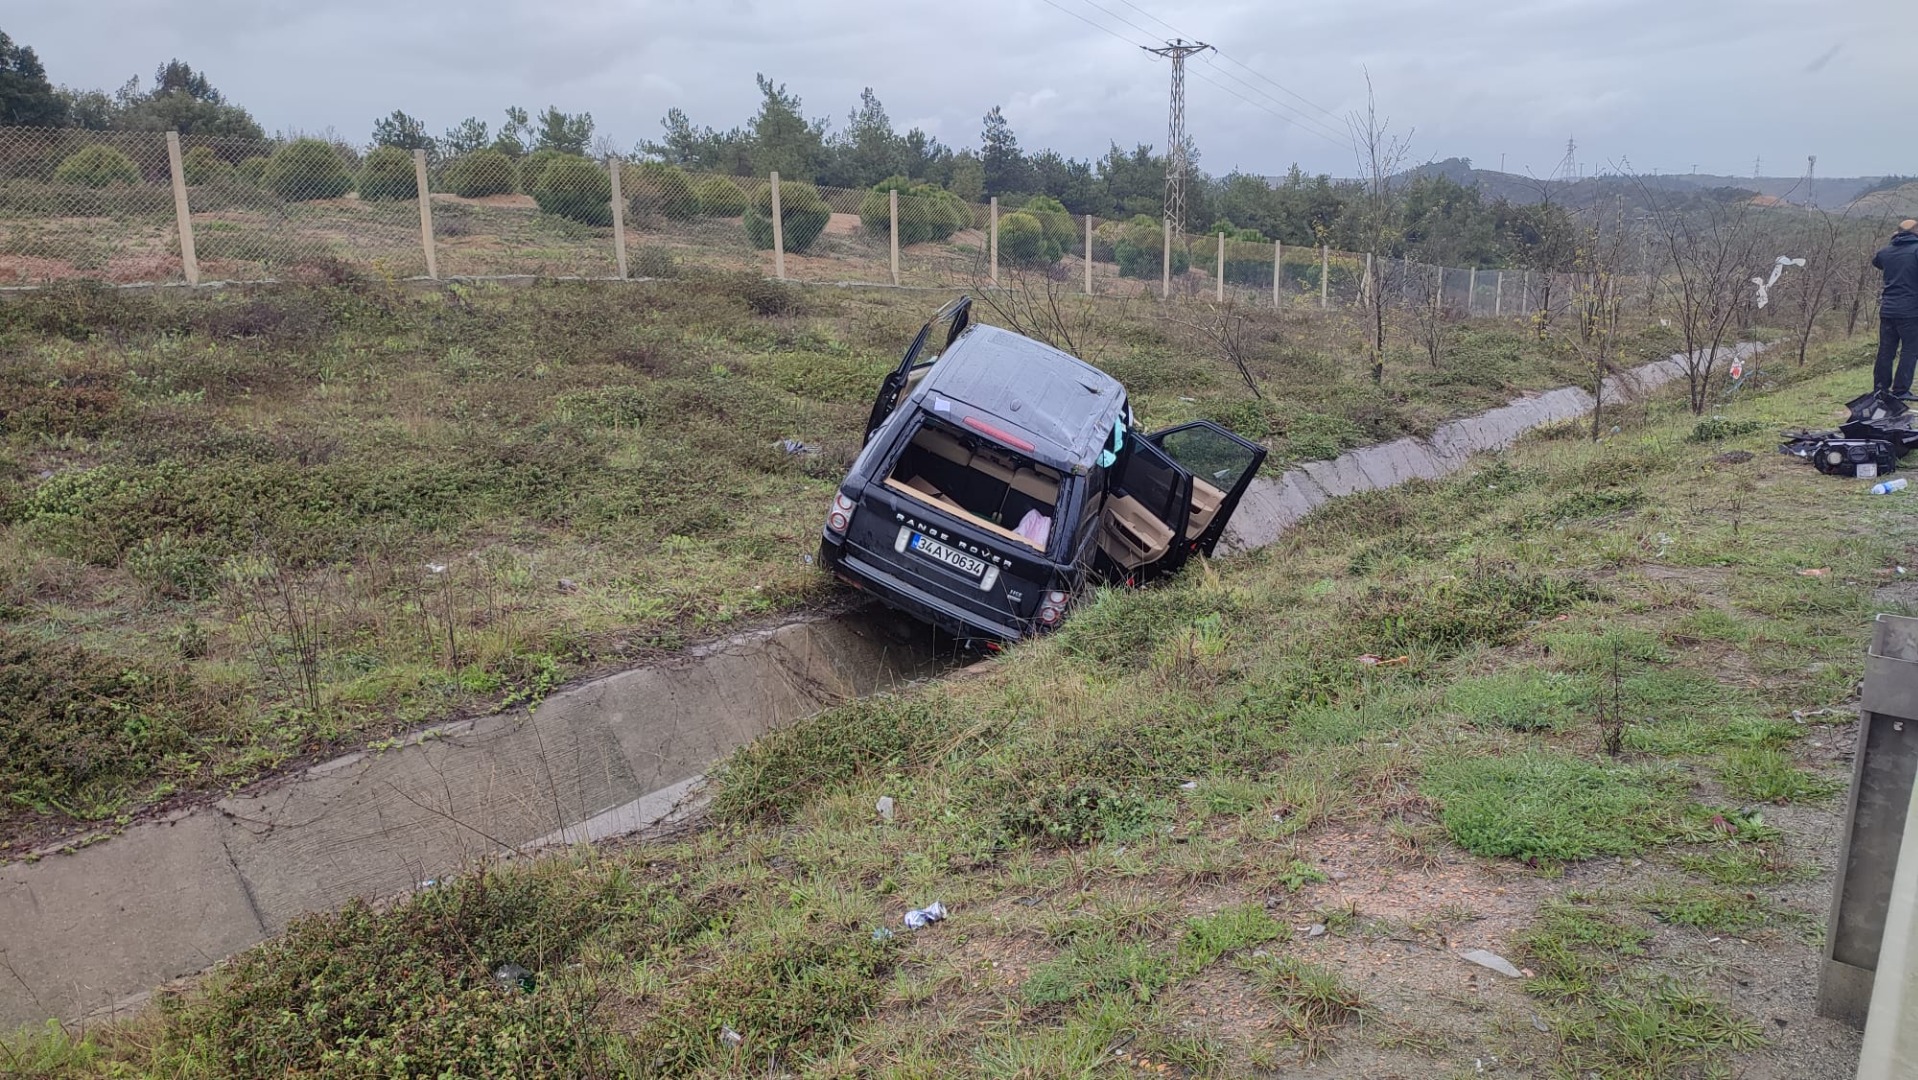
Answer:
[[7, 0, 1904, 179]]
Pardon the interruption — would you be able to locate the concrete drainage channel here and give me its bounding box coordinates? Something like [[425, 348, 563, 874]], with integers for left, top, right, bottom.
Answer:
[[0, 345, 1754, 1030]]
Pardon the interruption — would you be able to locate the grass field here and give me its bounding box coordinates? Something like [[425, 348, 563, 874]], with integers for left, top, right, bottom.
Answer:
[[3, 337, 1890, 1077], [0, 274, 1681, 854]]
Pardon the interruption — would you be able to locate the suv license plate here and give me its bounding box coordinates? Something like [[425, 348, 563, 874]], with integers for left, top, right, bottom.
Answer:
[[911, 532, 986, 577], [896, 527, 998, 590]]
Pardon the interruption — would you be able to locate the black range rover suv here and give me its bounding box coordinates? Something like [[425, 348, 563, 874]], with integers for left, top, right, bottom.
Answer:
[[819, 297, 1267, 641]]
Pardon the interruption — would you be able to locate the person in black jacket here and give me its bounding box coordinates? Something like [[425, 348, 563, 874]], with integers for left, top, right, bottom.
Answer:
[[1873, 220, 1918, 399]]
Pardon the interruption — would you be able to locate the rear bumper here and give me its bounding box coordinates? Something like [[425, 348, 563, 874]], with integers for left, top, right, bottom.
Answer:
[[821, 533, 1026, 642]]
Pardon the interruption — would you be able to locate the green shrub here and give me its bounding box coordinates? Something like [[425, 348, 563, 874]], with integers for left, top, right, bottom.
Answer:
[[175, 868, 656, 1077], [1115, 214, 1190, 278], [234, 156, 268, 185], [531, 156, 612, 226], [442, 149, 515, 198], [1021, 194, 1078, 256], [517, 148, 564, 194], [0, 628, 216, 819], [997, 210, 1058, 268], [263, 139, 351, 201], [857, 176, 969, 244], [744, 179, 830, 253], [180, 145, 231, 186], [124, 532, 221, 600], [356, 146, 417, 201], [623, 161, 695, 219], [693, 174, 748, 217], [53, 145, 140, 189]]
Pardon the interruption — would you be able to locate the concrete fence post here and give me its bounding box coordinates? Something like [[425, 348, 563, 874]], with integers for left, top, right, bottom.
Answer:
[[989, 196, 999, 287], [1085, 214, 1094, 296], [1466, 268, 1478, 318], [1494, 270, 1504, 317], [606, 155, 627, 280], [1161, 217, 1172, 300], [1320, 244, 1329, 309], [164, 131, 199, 286], [1273, 239, 1282, 307], [769, 171, 786, 280], [1362, 252, 1374, 310], [1522, 270, 1531, 314], [412, 149, 438, 280], [1820, 614, 1918, 1031], [1859, 776, 1918, 1077], [1216, 231, 1225, 303], [889, 188, 900, 286]]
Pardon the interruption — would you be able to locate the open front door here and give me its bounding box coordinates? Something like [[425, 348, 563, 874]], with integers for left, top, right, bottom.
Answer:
[[863, 296, 972, 443], [1145, 421, 1268, 557], [1097, 437, 1194, 584]]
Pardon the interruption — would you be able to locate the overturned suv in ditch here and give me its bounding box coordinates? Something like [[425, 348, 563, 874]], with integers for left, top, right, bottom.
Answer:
[[819, 297, 1266, 641]]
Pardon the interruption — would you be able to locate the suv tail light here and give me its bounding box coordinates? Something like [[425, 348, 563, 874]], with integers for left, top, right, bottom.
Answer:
[[826, 492, 856, 536], [1036, 590, 1070, 627]]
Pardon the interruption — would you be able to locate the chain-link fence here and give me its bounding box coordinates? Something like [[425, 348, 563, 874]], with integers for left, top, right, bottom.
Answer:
[[0, 123, 1598, 323]]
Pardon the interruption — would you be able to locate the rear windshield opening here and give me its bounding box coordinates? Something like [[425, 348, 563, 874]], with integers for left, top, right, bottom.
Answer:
[[885, 417, 1062, 551]]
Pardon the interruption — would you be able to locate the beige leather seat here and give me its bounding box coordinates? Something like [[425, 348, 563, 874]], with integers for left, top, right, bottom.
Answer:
[[1099, 493, 1175, 568], [915, 427, 971, 466], [1010, 467, 1059, 504]]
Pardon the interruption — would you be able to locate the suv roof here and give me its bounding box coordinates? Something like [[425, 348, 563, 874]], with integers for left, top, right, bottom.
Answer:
[[916, 325, 1126, 473]]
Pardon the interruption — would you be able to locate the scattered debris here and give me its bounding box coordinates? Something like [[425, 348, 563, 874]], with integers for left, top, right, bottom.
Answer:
[[1358, 654, 1409, 667], [1012, 896, 1040, 907], [492, 962, 535, 992], [1178, 780, 1198, 790], [776, 438, 817, 456], [904, 901, 948, 930], [425, 562, 448, 575], [875, 795, 895, 823], [872, 927, 895, 942], [720, 1025, 745, 1047], [1797, 568, 1831, 577], [1870, 478, 1909, 495], [557, 577, 578, 593], [1459, 949, 1524, 978], [1529, 1012, 1551, 1033], [1306, 923, 1327, 939]]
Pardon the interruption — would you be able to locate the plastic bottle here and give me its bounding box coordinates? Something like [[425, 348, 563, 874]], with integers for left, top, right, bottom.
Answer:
[[1869, 478, 1908, 495]]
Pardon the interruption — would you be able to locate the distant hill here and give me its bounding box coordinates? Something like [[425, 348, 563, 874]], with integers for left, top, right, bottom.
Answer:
[[1847, 181, 1918, 220], [1368, 158, 1888, 211]]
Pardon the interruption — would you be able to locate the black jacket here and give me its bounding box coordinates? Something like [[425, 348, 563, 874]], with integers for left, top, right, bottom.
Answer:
[[1875, 232, 1918, 319]]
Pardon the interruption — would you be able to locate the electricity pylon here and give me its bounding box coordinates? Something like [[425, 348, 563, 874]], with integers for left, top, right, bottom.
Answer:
[[1144, 39, 1211, 242]]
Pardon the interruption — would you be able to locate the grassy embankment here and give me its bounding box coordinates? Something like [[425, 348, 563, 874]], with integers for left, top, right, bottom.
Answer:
[[0, 275, 1656, 852], [5, 339, 1891, 1078]]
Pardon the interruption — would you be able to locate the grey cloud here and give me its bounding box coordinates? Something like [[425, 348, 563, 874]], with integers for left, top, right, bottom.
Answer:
[[8, 0, 1907, 177]]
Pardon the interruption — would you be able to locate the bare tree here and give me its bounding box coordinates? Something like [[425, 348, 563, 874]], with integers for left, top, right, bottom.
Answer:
[[966, 256, 1098, 360], [1787, 209, 1846, 366], [1346, 72, 1412, 384], [1638, 182, 1771, 414], [1573, 198, 1632, 438], [1411, 261, 1448, 369], [1165, 300, 1266, 399]]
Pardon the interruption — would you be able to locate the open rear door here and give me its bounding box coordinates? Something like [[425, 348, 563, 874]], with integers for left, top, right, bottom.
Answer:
[[1145, 421, 1268, 557], [1097, 437, 1194, 584], [863, 296, 972, 443]]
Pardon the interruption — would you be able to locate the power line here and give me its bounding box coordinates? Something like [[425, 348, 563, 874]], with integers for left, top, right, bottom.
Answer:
[[1185, 68, 1349, 150], [1032, 0, 1349, 155], [1107, 0, 1346, 122], [1196, 54, 1350, 146]]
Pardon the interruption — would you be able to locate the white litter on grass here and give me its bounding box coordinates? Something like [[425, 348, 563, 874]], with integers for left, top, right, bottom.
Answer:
[[875, 796, 895, 822], [904, 902, 947, 930], [1459, 948, 1524, 978]]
